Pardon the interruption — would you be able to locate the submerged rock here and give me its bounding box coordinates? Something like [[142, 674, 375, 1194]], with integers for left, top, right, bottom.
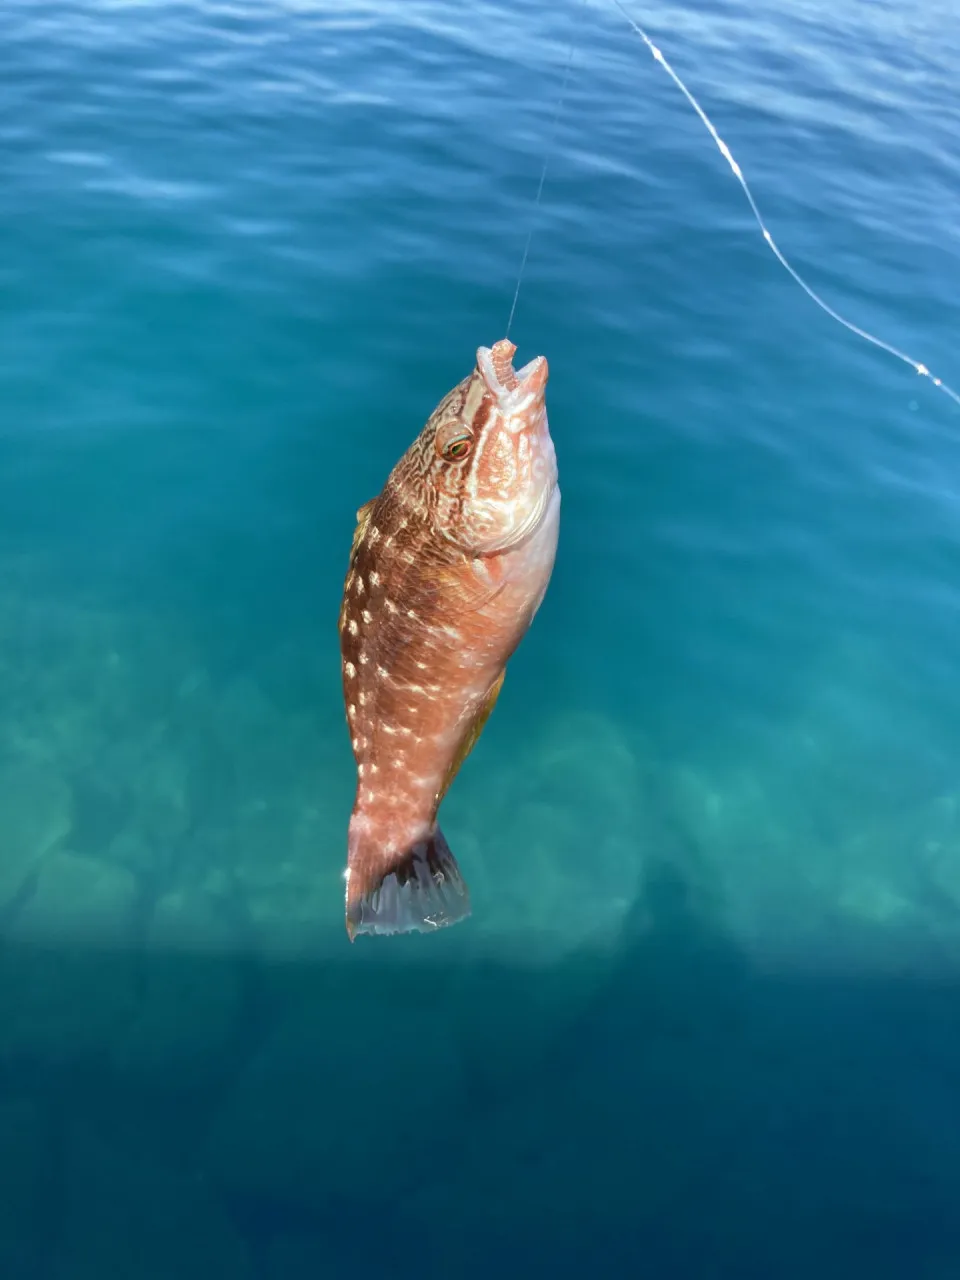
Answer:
[[0, 762, 72, 910], [15, 850, 139, 944], [457, 710, 646, 960], [83, 732, 191, 865], [920, 794, 960, 910], [231, 798, 345, 958], [135, 742, 192, 849], [666, 759, 839, 948], [836, 873, 916, 926]]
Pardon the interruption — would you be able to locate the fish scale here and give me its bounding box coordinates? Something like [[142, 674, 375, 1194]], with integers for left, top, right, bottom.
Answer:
[[337, 338, 560, 940]]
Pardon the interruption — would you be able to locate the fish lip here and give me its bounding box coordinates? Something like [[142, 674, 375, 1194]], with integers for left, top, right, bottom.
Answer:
[[476, 339, 549, 417]]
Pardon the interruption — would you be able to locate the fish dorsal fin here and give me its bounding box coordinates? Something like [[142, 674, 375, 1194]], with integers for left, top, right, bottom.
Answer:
[[434, 667, 506, 814], [340, 499, 377, 634], [350, 498, 376, 562]]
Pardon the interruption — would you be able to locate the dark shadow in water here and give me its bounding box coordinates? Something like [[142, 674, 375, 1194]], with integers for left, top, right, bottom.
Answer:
[[1, 859, 959, 1280]]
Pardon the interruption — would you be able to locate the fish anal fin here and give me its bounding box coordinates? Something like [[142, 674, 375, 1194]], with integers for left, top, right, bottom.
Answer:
[[435, 668, 505, 812]]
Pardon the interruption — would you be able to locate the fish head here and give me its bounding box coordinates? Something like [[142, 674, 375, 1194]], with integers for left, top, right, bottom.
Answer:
[[420, 338, 557, 555]]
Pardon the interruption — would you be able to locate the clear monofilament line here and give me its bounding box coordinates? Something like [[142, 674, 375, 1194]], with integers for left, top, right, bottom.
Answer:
[[506, 43, 577, 340], [607, 0, 960, 409]]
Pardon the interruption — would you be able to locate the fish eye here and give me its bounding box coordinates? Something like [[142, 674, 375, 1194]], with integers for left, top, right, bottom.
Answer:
[[437, 427, 473, 462]]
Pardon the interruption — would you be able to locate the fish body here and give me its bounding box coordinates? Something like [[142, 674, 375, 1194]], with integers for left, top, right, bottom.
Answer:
[[338, 338, 560, 940]]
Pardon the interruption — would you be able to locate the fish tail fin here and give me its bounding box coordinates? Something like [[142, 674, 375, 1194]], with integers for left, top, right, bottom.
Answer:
[[344, 825, 470, 941]]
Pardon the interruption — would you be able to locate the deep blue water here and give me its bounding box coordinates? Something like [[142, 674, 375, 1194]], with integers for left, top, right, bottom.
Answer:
[[2, 0, 960, 1274]]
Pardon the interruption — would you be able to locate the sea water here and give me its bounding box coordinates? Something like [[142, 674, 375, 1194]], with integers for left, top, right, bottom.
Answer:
[[2, 0, 960, 1274]]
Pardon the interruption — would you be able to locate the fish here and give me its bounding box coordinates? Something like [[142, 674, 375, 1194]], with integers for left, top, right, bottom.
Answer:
[[337, 337, 560, 940]]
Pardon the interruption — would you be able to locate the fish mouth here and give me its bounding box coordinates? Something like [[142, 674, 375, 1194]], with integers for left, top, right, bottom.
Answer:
[[476, 339, 548, 417]]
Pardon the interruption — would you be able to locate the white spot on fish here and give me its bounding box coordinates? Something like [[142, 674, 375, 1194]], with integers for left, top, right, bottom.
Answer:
[[361, 609, 373, 624], [348, 618, 358, 636], [384, 598, 398, 614], [369, 762, 379, 775], [370, 570, 381, 586], [358, 651, 370, 665], [347, 703, 357, 718], [357, 762, 365, 777], [365, 789, 377, 803], [344, 662, 356, 679], [382, 724, 398, 736], [355, 577, 365, 596], [376, 665, 390, 680], [407, 609, 418, 620], [369, 526, 381, 543], [359, 691, 368, 706]]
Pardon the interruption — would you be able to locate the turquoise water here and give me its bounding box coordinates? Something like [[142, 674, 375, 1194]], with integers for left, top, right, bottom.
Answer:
[[3, 0, 960, 1272]]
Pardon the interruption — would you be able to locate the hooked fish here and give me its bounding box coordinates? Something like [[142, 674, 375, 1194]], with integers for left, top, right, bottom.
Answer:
[[338, 338, 560, 940]]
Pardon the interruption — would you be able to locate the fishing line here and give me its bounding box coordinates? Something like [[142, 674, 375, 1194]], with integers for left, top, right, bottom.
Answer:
[[607, 0, 960, 409], [506, 42, 578, 339]]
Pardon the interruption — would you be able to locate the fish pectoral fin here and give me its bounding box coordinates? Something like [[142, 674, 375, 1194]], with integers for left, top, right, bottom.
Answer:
[[435, 668, 506, 811], [426, 555, 509, 615], [345, 825, 470, 941]]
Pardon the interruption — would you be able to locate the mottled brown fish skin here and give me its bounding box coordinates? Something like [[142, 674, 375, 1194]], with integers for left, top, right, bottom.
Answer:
[[338, 338, 560, 940]]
